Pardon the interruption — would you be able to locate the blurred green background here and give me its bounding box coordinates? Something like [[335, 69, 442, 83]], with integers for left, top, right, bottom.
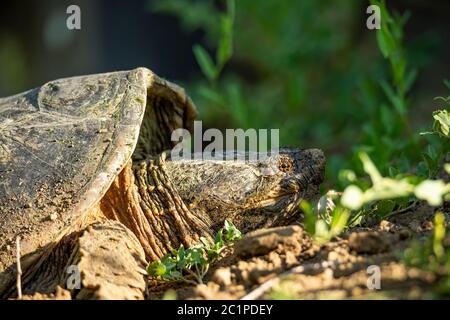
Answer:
[[0, 0, 449, 187]]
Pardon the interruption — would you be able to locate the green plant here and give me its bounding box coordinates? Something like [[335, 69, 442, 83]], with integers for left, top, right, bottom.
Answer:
[[400, 212, 450, 296], [302, 151, 449, 243], [327, 2, 450, 230], [150, 0, 379, 155], [303, 104, 450, 240], [353, 0, 420, 177], [192, 0, 235, 83], [147, 219, 242, 284], [430, 109, 450, 138], [417, 83, 450, 177], [301, 199, 350, 244], [341, 152, 450, 211]]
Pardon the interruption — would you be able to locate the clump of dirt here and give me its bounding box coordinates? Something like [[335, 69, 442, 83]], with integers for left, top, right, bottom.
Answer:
[[18, 286, 71, 300], [234, 225, 313, 259], [147, 202, 449, 300], [348, 231, 394, 254], [265, 262, 438, 300]]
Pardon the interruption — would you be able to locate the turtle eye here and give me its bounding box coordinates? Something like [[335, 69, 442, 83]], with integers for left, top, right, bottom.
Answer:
[[277, 156, 293, 173]]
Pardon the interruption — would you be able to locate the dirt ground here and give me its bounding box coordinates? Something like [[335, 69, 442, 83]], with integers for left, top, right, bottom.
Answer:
[[147, 202, 450, 300]]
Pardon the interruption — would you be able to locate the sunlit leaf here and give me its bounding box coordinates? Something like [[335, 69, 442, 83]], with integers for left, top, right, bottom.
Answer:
[[341, 185, 364, 210], [414, 180, 448, 206], [300, 200, 316, 235], [329, 207, 350, 236], [432, 109, 450, 137], [147, 261, 167, 277], [359, 152, 382, 184], [444, 163, 450, 174], [433, 212, 446, 259]]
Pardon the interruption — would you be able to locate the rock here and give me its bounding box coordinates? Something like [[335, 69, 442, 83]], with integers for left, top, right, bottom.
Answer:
[[348, 231, 391, 254], [211, 268, 232, 287], [234, 225, 311, 259], [285, 251, 299, 266], [379, 220, 395, 232], [193, 283, 234, 300]]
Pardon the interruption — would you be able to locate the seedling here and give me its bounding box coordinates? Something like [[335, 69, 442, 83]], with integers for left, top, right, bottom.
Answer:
[[400, 212, 450, 297], [147, 219, 242, 284]]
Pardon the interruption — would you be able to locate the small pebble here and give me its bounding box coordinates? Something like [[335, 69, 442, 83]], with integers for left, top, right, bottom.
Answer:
[[211, 268, 232, 287]]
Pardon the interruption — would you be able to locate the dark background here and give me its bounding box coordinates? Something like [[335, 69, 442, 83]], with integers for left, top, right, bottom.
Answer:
[[0, 0, 203, 95], [1, 1, 448, 95]]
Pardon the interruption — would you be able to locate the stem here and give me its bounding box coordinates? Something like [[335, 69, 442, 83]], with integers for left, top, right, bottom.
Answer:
[[16, 236, 22, 300], [194, 264, 204, 284]]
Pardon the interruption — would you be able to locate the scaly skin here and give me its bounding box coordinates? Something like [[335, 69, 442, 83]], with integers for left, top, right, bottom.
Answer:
[[100, 148, 325, 262]]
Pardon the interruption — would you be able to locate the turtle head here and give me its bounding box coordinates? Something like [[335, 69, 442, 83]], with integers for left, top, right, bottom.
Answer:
[[163, 148, 325, 232]]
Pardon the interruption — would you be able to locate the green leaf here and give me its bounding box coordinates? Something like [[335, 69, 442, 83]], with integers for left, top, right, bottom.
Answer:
[[380, 80, 405, 115], [433, 109, 450, 137], [433, 212, 446, 259], [338, 169, 356, 184], [178, 245, 185, 258], [314, 220, 330, 241], [147, 261, 167, 277], [404, 69, 417, 93], [193, 45, 217, 81], [214, 228, 224, 244], [375, 199, 396, 216], [329, 207, 350, 237], [186, 247, 203, 266], [341, 185, 364, 210], [422, 152, 438, 177], [376, 26, 395, 58], [200, 236, 211, 248], [300, 200, 316, 235], [445, 163, 450, 174], [223, 219, 242, 241], [388, 166, 399, 177], [216, 15, 233, 68], [359, 152, 382, 184], [414, 180, 448, 206], [166, 270, 182, 280]]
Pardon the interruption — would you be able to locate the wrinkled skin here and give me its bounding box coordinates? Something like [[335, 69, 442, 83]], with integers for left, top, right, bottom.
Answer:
[[162, 148, 325, 232]]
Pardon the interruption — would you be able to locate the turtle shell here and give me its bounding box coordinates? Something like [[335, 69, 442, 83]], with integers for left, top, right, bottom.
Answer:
[[0, 68, 197, 290]]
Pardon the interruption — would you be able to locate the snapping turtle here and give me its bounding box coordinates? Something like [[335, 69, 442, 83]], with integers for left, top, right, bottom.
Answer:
[[0, 68, 325, 299]]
